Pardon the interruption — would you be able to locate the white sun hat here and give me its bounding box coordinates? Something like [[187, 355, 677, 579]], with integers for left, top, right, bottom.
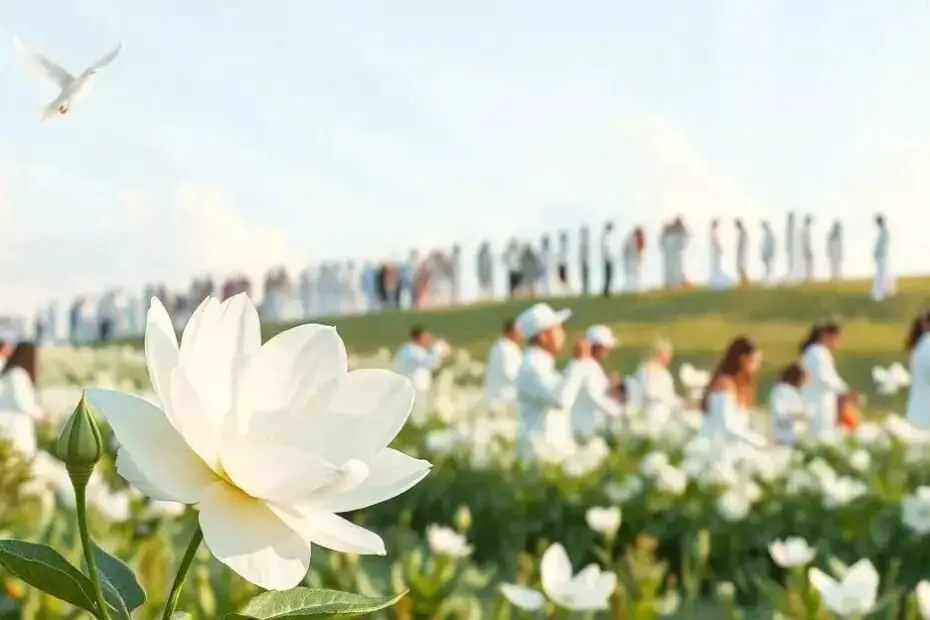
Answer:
[[516, 303, 572, 339], [585, 324, 618, 348]]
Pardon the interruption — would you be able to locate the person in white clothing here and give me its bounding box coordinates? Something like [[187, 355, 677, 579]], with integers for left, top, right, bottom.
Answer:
[[871, 214, 895, 302], [579, 226, 591, 295], [483, 318, 524, 406], [514, 303, 589, 457], [0, 342, 42, 458], [622, 228, 645, 293], [476, 242, 494, 300], [668, 218, 691, 288], [633, 337, 681, 416], [566, 325, 622, 438], [826, 220, 843, 281], [539, 235, 553, 296], [708, 219, 735, 290], [800, 215, 814, 282], [760, 220, 776, 286], [503, 239, 522, 299], [556, 231, 570, 294], [699, 336, 767, 447], [769, 362, 808, 445], [785, 212, 797, 282], [601, 221, 615, 296], [905, 311, 930, 430], [735, 218, 748, 286], [393, 326, 449, 395], [799, 321, 853, 438]]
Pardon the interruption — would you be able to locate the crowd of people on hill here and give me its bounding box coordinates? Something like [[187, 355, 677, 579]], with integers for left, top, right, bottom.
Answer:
[[0, 210, 895, 345], [390, 300, 929, 455]]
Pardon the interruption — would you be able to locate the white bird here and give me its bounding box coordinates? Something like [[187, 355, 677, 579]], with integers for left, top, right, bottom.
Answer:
[[13, 37, 121, 120]]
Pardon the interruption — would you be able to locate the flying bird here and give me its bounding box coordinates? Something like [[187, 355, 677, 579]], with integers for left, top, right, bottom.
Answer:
[[13, 37, 121, 120]]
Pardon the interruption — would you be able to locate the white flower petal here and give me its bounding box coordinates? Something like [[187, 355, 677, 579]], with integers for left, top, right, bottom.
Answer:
[[314, 448, 431, 513], [114, 450, 184, 502], [270, 506, 386, 555], [240, 325, 348, 424], [285, 370, 415, 462], [143, 298, 178, 408], [499, 584, 545, 611], [177, 294, 261, 431], [541, 543, 574, 601], [168, 368, 222, 469], [198, 482, 310, 591], [220, 432, 350, 503], [86, 388, 217, 504]]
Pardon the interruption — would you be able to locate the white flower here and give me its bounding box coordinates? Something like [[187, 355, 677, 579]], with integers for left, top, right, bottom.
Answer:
[[585, 506, 622, 537], [716, 490, 751, 522], [872, 363, 910, 395], [902, 487, 930, 535], [426, 525, 472, 558], [809, 559, 878, 617], [499, 583, 545, 611], [87, 295, 431, 590], [916, 580, 930, 620], [500, 543, 616, 612], [768, 537, 815, 567], [606, 476, 643, 504], [540, 543, 616, 611]]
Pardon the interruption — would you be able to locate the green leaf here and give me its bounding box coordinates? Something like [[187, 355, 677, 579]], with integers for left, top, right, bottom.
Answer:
[[98, 572, 132, 620], [227, 588, 407, 619], [91, 542, 146, 611], [0, 539, 98, 614]]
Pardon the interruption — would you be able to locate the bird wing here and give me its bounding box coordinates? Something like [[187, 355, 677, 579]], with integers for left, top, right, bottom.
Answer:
[[13, 37, 73, 89], [83, 42, 121, 74]]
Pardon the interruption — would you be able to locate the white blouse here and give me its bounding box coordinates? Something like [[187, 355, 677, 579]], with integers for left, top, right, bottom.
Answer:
[[769, 382, 805, 444], [700, 390, 767, 448]]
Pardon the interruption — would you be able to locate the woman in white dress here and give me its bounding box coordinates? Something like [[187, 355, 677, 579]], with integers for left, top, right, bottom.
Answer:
[[0, 342, 42, 458], [699, 336, 767, 447], [871, 214, 895, 302], [905, 311, 930, 429], [708, 219, 736, 290], [769, 362, 808, 445], [799, 321, 852, 438]]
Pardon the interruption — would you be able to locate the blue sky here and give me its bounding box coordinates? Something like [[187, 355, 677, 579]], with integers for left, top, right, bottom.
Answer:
[[2, 0, 930, 312]]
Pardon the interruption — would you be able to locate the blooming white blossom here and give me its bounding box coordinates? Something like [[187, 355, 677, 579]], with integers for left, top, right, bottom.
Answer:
[[87, 295, 431, 590], [501, 543, 616, 612], [809, 559, 878, 618], [585, 506, 622, 537], [768, 537, 815, 567], [426, 525, 472, 558], [902, 487, 930, 535], [916, 580, 930, 620]]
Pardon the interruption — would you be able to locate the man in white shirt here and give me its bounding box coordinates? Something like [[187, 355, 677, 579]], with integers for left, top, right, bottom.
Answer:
[[393, 325, 449, 394], [801, 215, 814, 282], [601, 221, 615, 297], [760, 220, 775, 286], [633, 337, 680, 416], [515, 303, 591, 457], [556, 231, 570, 294], [483, 318, 524, 406], [579, 226, 590, 295], [503, 239, 522, 299], [566, 325, 622, 438]]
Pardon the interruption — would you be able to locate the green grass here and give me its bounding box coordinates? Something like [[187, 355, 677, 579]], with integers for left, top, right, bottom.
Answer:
[[252, 276, 930, 411]]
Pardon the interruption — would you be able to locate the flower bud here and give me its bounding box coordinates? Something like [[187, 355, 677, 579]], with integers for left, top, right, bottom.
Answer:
[[454, 505, 472, 533], [56, 393, 104, 486]]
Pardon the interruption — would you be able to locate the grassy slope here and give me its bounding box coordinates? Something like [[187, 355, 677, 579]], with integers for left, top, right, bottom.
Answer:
[[258, 276, 930, 409]]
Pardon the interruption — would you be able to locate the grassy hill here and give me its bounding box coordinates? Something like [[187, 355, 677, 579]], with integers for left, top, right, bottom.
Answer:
[[255, 276, 930, 411]]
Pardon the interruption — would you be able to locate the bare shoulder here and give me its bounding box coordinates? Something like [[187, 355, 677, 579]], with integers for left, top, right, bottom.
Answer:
[[709, 374, 736, 392]]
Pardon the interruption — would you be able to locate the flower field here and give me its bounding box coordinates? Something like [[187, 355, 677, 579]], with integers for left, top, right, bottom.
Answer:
[[3, 339, 930, 619]]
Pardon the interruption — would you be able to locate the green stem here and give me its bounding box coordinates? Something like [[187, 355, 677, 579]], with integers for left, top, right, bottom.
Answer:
[[160, 523, 204, 620], [74, 484, 111, 620]]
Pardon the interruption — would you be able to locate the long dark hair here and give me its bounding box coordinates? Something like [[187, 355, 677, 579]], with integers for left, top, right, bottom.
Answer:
[[907, 311, 930, 352], [1, 342, 37, 384], [799, 320, 842, 353], [702, 336, 758, 412]]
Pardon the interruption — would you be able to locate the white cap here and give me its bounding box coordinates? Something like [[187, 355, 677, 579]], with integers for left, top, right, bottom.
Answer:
[[585, 324, 617, 348], [516, 303, 572, 339]]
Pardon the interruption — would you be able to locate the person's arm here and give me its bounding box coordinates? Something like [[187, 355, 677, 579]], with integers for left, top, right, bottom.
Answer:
[[9, 368, 43, 420], [808, 347, 848, 393], [520, 361, 587, 410], [582, 373, 622, 417], [708, 387, 767, 448]]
